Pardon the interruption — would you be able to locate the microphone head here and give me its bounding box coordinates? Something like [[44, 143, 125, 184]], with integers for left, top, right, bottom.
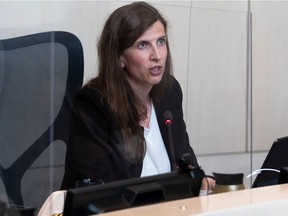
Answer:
[[163, 111, 173, 125], [179, 153, 198, 169]]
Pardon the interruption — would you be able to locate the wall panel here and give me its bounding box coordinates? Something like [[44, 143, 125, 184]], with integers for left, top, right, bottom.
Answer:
[[251, 1, 288, 151], [187, 7, 248, 154]]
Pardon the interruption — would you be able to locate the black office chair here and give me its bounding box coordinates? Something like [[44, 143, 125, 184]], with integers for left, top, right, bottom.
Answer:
[[0, 31, 84, 208]]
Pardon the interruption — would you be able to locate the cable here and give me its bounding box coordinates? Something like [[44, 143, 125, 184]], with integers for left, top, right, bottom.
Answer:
[[246, 168, 280, 178]]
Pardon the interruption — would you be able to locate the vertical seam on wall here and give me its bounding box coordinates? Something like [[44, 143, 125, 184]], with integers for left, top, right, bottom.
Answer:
[[185, 1, 193, 123], [246, 0, 253, 186]]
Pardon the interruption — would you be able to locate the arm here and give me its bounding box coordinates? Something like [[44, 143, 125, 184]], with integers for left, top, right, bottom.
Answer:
[[61, 87, 130, 189]]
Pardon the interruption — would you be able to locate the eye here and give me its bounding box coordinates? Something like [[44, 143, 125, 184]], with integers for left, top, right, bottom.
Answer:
[[137, 41, 149, 49], [157, 37, 166, 46]]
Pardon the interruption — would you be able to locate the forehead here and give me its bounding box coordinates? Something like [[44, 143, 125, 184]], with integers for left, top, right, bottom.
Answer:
[[136, 20, 166, 41]]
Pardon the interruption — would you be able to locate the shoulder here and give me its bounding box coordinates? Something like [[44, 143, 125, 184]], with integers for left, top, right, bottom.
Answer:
[[78, 86, 103, 101], [72, 86, 109, 117], [169, 76, 182, 98], [154, 76, 183, 113], [75, 86, 107, 106], [162, 76, 183, 104]]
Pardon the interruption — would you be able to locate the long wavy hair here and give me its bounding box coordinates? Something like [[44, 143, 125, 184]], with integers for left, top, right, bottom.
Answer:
[[86, 1, 173, 163]]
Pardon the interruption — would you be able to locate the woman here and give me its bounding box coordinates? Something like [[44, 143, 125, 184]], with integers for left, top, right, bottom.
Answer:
[[61, 1, 214, 191]]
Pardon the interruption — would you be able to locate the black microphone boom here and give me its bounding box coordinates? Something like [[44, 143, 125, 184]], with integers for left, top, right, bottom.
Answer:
[[163, 111, 177, 171]]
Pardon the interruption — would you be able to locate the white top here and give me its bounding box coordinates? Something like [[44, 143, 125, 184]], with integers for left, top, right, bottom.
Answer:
[[141, 103, 171, 177]]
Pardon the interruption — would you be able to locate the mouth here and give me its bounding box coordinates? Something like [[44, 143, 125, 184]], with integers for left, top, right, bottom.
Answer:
[[149, 65, 162, 75]]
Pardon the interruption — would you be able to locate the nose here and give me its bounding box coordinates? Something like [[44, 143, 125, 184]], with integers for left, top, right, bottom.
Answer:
[[150, 46, 161, 61]]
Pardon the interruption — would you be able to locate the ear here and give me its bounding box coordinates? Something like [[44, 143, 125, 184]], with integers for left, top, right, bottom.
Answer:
[[120, 56, 125, 68], [120, 61, 125, 68]]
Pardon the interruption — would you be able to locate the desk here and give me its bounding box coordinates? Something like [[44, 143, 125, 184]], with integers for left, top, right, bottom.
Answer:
[[100, 184, 288, 216]]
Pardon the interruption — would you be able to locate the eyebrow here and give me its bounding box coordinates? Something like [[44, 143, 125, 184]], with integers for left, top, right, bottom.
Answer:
[[135, 35, 167, 44]]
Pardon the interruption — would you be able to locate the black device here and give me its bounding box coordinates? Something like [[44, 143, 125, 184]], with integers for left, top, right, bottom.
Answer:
[[278, 166, 288, 184], [252, 136, 288, 188], [63, 167, 204, 216]]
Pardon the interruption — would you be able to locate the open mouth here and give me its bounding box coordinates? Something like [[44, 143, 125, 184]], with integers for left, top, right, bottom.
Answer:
[[149, 65, 162, 75]]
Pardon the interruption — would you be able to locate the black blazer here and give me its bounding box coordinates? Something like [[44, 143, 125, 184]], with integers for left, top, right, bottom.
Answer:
[[61, 76, 198, 189]]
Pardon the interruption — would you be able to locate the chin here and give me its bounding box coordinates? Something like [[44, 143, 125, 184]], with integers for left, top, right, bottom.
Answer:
[[150, 74, 164, 84], [150, 78, 162, 85]]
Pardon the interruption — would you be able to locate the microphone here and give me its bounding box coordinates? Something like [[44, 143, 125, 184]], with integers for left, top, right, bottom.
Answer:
[[163, 111, 177, 171]]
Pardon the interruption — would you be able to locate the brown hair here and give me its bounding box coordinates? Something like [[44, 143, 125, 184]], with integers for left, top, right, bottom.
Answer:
[[87, 1, 173, 163]]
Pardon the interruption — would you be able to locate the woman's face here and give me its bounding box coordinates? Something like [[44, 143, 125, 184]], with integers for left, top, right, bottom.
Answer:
[[120, 20, 168, 93]]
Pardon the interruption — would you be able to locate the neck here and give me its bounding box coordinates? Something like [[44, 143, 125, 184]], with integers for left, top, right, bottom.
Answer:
[[140, 98, 152, 128]]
